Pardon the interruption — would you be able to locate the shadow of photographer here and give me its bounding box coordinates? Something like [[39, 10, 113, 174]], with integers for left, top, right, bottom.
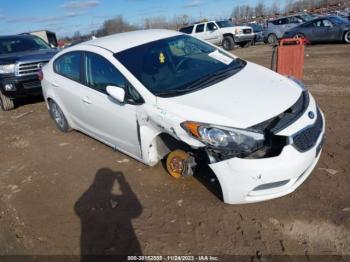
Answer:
[[74, 168, 142, 261]]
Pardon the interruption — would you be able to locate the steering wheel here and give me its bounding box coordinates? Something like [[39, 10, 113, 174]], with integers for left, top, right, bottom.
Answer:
[[175, 58, 191, 72]]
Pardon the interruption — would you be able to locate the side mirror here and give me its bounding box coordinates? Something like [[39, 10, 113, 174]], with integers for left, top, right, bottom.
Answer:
[[106, 85, 125, 103], [211, 26, 218, 31]]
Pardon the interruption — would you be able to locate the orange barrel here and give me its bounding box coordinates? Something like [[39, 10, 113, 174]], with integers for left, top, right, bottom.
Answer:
[[276, 38, 307, 80]]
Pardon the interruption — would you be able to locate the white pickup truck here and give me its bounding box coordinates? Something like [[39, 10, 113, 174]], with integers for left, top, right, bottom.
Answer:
[[179, 20, 255, 50]]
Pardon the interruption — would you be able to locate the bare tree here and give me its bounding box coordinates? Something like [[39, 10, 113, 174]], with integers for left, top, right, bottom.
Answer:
[[98, 16, 138, 36], [255, 1, 267, 17]]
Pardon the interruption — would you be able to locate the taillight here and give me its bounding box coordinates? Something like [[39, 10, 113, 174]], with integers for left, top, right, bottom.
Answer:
[[38, 69, 44, 81]]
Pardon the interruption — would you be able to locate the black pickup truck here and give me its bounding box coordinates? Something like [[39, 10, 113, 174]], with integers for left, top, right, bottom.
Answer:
[[0, 35, 57, 110]]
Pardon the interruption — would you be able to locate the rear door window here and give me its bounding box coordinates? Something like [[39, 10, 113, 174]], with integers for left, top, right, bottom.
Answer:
[[288, 16, 303, 24], [54, 52, 82, 82], [195, 24, 205, 33], [272, 18, 288, 25], [179, 26, 194, 34]]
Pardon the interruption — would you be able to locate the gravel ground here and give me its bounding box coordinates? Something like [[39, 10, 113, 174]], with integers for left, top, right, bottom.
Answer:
[[0, 43, 349, 261]]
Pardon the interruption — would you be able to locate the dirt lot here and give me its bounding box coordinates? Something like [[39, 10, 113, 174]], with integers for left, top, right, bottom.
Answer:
[[0, 44, 349, 260]]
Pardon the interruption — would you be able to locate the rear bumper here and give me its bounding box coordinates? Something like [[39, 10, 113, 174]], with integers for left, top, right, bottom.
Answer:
[[209, 101, 325, 204], [0, 75, 42, 98]]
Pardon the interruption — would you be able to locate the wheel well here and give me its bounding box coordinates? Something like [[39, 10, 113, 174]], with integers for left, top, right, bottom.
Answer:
[[46, 97, 53, 109], [223, 33, 234, 39], [157, 133, 192, 154]]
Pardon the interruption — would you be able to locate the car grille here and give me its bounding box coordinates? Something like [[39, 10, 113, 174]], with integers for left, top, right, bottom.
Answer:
[[293, 108, 323, 152], [16, 61, 48, 77], [243, 29, 252, 34]]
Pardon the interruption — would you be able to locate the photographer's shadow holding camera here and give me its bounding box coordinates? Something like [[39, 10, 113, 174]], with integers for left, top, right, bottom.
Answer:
[[75, 168, 143, 259]]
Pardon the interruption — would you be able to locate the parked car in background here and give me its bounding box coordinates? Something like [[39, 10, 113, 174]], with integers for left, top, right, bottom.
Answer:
[[283, 16, 350, 44], [248, 23, 265, 44], [265, 13, 315, 44], [23, 30, 58, 48], [41, 30, 325, 204], [180, 20, 254, 50], [0, 35, 57, 110]]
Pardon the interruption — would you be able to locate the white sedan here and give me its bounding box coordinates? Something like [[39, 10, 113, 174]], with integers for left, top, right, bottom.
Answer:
[[40, 29, 325, 204]]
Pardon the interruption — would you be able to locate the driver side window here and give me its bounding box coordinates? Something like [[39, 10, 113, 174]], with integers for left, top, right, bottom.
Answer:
[[313, 20, 323, 27], [206, 23, 217, 31], [84, 52, 143, 104], [323, 19, 333, 27], [84, 52, 125, 94]]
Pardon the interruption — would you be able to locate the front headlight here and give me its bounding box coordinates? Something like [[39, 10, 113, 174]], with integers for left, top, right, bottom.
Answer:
[[235, 28, 243, 35], [181, 121, 265, 154], [0, 64, 15, 74]]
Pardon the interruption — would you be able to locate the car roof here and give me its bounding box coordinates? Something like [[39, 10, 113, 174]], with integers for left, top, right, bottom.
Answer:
[[0, 34, 37, 40], [181, 20, 217, 28], [81, 29, 182, 53], [270, 13, 309, 21]]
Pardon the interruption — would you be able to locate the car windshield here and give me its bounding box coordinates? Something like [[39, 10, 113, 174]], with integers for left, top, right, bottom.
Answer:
[[114, 35, 246, 97], [216, 21, 235, 28], [0, 36, 51, 55], [329, 16, 348, 24]]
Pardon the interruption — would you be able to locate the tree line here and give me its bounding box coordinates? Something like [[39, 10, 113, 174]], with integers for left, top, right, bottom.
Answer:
[[63, 0, 349, 42], [232, 0, 349, 21]]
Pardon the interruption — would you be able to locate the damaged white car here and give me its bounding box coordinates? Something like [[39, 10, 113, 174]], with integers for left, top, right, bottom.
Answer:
[[40, 30, 325, 204]]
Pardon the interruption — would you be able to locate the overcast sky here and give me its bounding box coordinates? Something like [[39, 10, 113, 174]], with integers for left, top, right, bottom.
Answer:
[[0, 0, 276, 37]]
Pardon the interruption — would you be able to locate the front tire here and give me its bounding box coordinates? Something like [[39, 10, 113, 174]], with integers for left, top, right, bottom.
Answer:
[[294, 33, 305, 39], [49, 100, 70, 132], [222, 36, 234, 51], [344, 31, 350, 44], [0, 90, 15, 111]]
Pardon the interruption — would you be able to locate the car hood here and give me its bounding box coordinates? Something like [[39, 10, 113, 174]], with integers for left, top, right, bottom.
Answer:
[[0, 49, 58, 64], [220, 26, 252, 33], [156, 62, 302, 129]]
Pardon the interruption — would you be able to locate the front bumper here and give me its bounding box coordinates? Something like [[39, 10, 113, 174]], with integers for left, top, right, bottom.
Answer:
[[234, 34, 255, 43], [209, 95, 325, 204], [0, 75, 42, 98]]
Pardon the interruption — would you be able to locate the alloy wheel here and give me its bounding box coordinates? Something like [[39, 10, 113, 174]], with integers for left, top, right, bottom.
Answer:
[[51, 103, 65, 129], [345, 31, 350, 44]]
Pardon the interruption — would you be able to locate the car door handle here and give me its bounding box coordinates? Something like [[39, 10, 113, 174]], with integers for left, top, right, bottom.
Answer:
[[52, 82, 59, 88], [82, 97, 92, 104]]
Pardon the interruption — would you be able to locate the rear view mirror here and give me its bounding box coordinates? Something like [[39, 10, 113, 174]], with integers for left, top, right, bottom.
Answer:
[[106, 85, 125, 103]]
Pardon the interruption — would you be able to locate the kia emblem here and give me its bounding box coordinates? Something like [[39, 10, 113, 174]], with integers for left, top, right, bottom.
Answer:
[[308, 111, 315, 119]]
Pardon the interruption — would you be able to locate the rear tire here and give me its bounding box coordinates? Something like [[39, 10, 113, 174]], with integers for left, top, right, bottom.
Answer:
[[344, 31, 350, 44], [222, 36, 234, 51], [294, 33, 305, 39], [267, 33, 278, 44], [49, 100, 70, 132], [239, 41, 252, 48], [0, 90, 15, 111]]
